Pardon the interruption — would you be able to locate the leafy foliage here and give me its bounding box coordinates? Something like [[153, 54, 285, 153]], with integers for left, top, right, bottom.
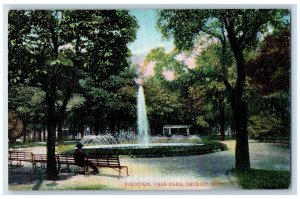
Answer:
[[246, 28, 290, 140], [157, 10, 288, 52], [157, 9, 290, 170], [144, 78, 183, 134], [248, 112, 283, 140], [8, 10, 138, 179], [8, 111, 23, 142], [9, 85, 46, 129], [247, 28, 290, 94]]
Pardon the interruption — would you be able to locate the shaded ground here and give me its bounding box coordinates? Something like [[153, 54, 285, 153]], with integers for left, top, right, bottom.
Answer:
[[8, 140, 290, 191]]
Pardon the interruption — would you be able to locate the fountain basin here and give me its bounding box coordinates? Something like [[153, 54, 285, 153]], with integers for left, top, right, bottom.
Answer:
[[84, 143, 203, 149], [81, 142, 226, 157]]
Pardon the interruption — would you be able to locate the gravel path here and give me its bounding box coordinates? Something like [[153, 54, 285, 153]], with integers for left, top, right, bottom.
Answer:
[[8, 140, 290, 191]]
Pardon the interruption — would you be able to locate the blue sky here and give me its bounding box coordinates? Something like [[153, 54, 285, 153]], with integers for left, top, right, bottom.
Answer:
[[128, 9, 174, 65]]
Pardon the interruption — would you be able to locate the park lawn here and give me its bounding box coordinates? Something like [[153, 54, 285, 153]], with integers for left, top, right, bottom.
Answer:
[[57, 143, 75, 154], [234, 168, 290, 189], [54, 184, 112, 190], [9, 182, 114, 191]]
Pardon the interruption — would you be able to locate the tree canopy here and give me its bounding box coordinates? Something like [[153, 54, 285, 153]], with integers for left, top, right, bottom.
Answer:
[[157, 9, 290, 170], [8, 9, 291, 178], [8, 10, 138, 179]]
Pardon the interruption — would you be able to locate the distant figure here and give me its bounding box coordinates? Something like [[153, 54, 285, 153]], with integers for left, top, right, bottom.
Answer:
[[73, 143, 99, 174]]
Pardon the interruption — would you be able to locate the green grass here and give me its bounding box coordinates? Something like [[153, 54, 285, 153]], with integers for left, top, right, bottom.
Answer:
[[202, 135, 235, 141], [234, 169, 290, 189], [9, 184, 35, 191], [57, 143, 75, 153], [9, 183, 113, 191], [56, 184, 112, 190]]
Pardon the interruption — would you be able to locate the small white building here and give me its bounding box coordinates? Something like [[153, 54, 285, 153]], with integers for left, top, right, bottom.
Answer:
[[163, 125, 192, 136]]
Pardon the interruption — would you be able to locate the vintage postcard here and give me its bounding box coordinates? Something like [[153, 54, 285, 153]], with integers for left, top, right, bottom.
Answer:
[[7, 7, 292, 192]]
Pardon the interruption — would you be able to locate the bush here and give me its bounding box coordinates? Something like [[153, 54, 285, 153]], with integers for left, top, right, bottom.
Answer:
[[58, 140, 227, 157], [248, 112, 283, 141]]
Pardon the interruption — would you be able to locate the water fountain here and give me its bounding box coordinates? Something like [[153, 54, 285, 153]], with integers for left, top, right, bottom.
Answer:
[[137, 85, 150, 146], [75, 74, 224, 157]]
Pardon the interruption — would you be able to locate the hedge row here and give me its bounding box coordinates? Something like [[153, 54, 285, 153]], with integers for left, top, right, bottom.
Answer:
[[63, 141, 227, 157]]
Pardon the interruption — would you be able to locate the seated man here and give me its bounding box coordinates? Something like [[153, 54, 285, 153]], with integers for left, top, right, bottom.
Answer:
[[73, 143, 99, 174]]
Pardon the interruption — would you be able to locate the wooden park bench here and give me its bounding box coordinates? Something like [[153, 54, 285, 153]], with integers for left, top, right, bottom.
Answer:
[[32, 154, 47, 169], [56, 154, 81, 173], [264, 137, 290, 148], [88, 155, 129, 179], [8, 151, 34, 167], [56, 153, 129, 179]]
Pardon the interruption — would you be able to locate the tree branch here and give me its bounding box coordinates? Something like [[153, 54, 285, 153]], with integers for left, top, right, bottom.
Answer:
[[223, 78, 232, 93], [58, 86, 72, 117]]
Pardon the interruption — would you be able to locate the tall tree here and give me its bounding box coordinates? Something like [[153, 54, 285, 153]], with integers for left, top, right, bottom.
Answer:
[[8, 10, 137, 179], [246, 28, 290, 140], [9, 84, 46, 143], [247, 28, 290, 94], [143, 78, 183, 134], [195, 42, 235, 140], [157, 9, 289, 170]]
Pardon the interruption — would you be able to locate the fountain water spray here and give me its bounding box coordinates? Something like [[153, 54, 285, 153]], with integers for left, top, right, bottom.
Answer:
[[137, 85, 150, 145]]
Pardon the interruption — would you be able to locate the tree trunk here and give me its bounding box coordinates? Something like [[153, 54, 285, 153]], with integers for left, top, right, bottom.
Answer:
[[22, 122, 27, 143], [93, 110, 101, 135], [117, 120, 121, 134], [38, 129, 42, 142], [80, 112, 85, 138], [226, 23, 251, 171], [57, 87, 72, 145], [231, 95, 250, 171], [110, 119, 116, 136], [43, 127, 46, 142], [94, 118, 100, 135], [33, 122, 36, 142], [219, 92, 225, 141], [46, 76, 58, 180], [57, 121, 63, 145]]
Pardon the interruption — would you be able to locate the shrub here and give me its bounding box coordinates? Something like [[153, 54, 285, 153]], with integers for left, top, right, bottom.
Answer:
[[58, 140, 227, 157], [248, 112, 283, 141]]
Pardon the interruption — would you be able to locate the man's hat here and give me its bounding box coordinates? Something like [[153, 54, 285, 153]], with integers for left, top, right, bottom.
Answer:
[[76, 142, 83, 148]]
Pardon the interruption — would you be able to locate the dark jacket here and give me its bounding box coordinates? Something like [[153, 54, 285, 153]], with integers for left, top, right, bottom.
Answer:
[[73, 148, 87, 166]]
